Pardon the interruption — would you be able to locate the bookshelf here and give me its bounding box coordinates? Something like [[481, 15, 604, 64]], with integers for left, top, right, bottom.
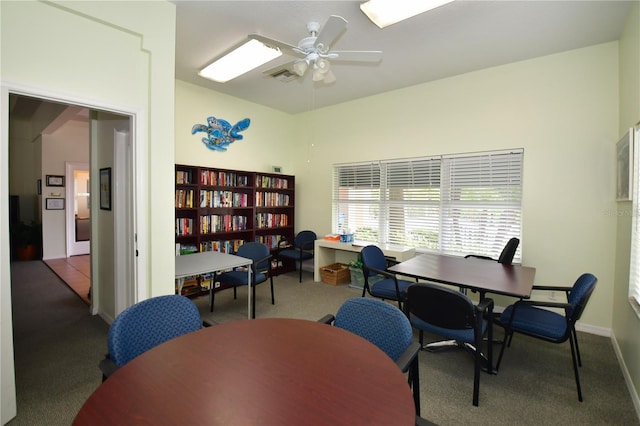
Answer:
[[175, 164, 296, 296]]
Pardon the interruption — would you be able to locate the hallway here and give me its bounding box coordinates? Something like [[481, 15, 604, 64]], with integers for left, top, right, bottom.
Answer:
[[43, 255, 90, 305]]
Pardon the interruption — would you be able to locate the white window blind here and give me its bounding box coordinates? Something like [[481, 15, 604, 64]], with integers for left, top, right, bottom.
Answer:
[[629, 124, 640, 310], [332, 149, 523, 259], [441, 150, 523, 260], [333, 162, 382, 242], [386, 158, 441, 249]]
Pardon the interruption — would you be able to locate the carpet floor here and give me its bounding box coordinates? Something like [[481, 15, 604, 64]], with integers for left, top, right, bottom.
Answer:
[[7, 261, 639, 425]]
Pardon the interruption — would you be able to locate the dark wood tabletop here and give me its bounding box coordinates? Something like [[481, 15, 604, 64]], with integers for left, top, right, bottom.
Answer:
[[388, 253, 536, 298], [74, 318, 416, 426]]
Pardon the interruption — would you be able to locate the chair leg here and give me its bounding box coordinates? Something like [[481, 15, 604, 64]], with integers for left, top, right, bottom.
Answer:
[[569, 333, 583, 402], [270, 276, 275, 305], [298, 257, 303, 283], [251, 283, 256, 319], [233, 287, 237, 300], [495, 329, 511, 371], [572, 327, 582, 367], [410, 357, 421, 416]]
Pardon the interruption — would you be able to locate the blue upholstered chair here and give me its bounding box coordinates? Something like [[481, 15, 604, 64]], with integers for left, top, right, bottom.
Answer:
[[277, 230, 316, 282], [99, 294, 205, 381], [496, 273, 597, 401], [212, 242, 274, 318], [404, 283, 494, 406], [360, 245, 415, 310], [319, 298, 421, 416]]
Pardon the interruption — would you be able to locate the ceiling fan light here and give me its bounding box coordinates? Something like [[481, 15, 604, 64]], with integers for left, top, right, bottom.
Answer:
[[312, 68, 326, 82], [314, 58, 331, 74], [360, 0, 455, 28], [293, 59, 309, 76], [198, 38, 282, 83]]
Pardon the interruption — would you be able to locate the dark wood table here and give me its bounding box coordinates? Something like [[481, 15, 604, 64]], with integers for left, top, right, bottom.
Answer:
[[388, 253, 536, 299], [74, 318, 416, 425]]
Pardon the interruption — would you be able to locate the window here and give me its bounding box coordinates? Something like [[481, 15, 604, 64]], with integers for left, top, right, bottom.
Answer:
[[628, 125, 640, 316], [333, 149, 523, 261]]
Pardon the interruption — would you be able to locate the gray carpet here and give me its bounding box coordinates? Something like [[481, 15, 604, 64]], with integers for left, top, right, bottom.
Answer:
[[8, 261, 639, 425]]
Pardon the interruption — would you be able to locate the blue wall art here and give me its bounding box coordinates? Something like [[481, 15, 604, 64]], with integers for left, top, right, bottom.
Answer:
[[192, 116, 251, 152]]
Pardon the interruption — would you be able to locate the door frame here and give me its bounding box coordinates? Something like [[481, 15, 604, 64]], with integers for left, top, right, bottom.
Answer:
[[2, 81, 147, 315], [65, 161, 90, 257]]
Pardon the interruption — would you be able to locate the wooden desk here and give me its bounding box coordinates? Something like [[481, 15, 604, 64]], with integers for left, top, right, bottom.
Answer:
[[175, 251, 252, 318], [74, 318, 416, 426], [314, 239, 415, 282], [388, 253, 536, 299]]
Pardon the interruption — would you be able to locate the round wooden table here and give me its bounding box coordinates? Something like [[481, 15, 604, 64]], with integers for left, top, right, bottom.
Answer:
[[74, 318, 416, 425]]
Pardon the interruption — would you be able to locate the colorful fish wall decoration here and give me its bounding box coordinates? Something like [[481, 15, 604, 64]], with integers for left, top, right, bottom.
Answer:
[[192, 116, 251, 151]]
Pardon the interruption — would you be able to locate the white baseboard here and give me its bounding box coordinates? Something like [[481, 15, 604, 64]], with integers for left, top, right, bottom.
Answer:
[[610, 332, 640, 421]]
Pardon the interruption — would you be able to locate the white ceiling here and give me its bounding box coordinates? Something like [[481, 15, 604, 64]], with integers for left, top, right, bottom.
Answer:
[[173, 1, 633, 115]]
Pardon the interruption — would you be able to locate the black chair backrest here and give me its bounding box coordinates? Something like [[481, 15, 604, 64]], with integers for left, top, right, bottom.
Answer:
[[497, 237, 520, 265], [406, 283, 476, 329], [567, 273, 597, 322], [237, 242, 270, 271], [294, 230, 317, 250]]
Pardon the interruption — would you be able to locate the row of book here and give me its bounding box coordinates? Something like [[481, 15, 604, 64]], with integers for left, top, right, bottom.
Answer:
[[255, 192, 290, 207], [200, 170, 250, 187], [256, 213, 289, 229], [176, 170, 193, 185], [256, 175, 289, 189], [176, 218, 194, 236], [255, 234, 285, 249], [176, 189, 196, 209], [200, 239, 245, 253], [201, 214, 249, 233], [200, 190, 250, 208]]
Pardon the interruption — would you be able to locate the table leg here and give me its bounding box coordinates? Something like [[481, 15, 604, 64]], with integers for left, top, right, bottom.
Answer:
[[247, 267, 252, 319]]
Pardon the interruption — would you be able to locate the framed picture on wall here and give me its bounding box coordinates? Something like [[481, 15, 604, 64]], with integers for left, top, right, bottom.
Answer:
[[100, 167, 112, 210], [46, 175, 65, 187], [616, 128, 633, 201], [45, 198, 65, 210]]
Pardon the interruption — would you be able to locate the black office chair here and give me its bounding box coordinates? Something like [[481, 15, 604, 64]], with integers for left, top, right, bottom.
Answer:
[[213, 242, 274, 318], [360, 245, 415, 310], [496, 273, 597, 401], [465, 237, 520, 265], [99, 295, 208, 381], [405, 283, 494, 406], [319, 297, 421, 416], [277, 230, 316, 282]]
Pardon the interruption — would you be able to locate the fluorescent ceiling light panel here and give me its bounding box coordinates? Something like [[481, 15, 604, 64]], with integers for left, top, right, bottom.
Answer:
[[360, 0, 455, 28], [199, 38, 282, 83]]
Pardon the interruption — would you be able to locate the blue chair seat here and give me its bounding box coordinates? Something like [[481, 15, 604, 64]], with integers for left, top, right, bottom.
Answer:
[[278, 249, 313, 261], [411, 315, 487, 345], [369, 277, 413, 301], [216, 270, 267, 287], [500, 304, 567, 341]]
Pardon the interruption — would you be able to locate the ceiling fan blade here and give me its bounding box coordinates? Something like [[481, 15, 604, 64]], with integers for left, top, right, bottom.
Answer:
[[248, 34, 301, 57], [262, 60, 296, 76], [314, 15, 347, 52], [331, 50, 383, 63]]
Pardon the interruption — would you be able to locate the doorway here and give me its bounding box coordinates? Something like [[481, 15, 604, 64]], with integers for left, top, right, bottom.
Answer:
[[66, 162, 90, 257]]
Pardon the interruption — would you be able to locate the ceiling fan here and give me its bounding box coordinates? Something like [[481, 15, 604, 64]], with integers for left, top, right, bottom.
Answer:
[[249, 15, 383, 83]]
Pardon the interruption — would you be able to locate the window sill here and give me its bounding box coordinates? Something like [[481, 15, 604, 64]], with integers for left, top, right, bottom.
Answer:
[[629, 297, 640, 320]]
